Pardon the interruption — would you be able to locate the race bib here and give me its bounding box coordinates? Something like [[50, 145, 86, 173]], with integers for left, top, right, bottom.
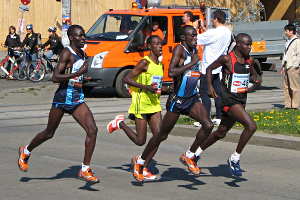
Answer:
[[231, 73, 249, 93], [152, 75, 163, 94]]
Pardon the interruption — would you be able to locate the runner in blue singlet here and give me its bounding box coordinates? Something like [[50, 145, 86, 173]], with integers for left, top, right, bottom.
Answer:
[[17, 25, 99, 183], [135, 26, 214, 178]]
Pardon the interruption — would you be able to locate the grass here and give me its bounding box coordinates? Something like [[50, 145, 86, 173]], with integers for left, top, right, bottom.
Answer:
[[177, 109, 300, 136]]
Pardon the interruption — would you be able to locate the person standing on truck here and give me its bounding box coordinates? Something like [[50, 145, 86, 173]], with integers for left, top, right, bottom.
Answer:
[[130, 26, 214, 182], [106, 35, 167, 181], [281, 24, 300, 109], [182, 11, 205, 33], [194, 9, 232, 126], [190, 33, 261, 177], [17, 25, 100, 183]]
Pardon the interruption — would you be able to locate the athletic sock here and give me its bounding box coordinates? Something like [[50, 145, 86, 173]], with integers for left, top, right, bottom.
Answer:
[[137, 155, 145, 165], [81, 163, 90, 172], [230, 151, 240, 163], [194, 147, 203, 157], [24, 145, 31, 155], [185, 150, 195, 159]]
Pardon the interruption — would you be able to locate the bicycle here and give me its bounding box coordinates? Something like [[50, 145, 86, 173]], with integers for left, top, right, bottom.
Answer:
[[0, 49, 29, 80]]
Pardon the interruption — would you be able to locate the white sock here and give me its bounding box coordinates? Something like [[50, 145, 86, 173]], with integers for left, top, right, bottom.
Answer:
[[194, 147, 203, 157], [24, 145, 31, 155], [81, 163, 90, 171], [230, 151, 240, 163], [137, 156, 145, 165], [185, 150, 195, 159]]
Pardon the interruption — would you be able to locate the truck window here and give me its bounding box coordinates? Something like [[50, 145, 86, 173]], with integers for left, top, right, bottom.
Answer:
[[173, 16, 184, 43], [127, 16, 168, 52], [86, 14, 144, 41]]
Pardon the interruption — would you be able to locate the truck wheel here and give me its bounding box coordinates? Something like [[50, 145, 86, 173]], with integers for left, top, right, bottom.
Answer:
[[115, 69, 131, 98]]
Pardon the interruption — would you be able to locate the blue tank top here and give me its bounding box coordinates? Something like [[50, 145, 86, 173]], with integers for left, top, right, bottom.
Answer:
[[53, 47, 85, 105], [173, 45, 201, 98]]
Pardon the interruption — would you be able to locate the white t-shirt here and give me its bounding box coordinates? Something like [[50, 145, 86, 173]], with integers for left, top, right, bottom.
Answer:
[[197, 25, 232, 74]]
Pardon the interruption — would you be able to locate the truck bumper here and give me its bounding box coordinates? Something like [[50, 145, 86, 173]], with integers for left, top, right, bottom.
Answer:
[[83, 68, 121, 88]]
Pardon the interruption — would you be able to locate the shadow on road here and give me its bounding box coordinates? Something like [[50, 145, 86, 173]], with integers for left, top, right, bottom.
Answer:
[[19, 165, 99, 191], [203, 164, 248, 187]]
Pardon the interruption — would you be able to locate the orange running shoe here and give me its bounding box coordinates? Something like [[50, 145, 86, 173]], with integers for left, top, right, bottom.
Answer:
[[106, 114, 125, 134], [131, 156, 144, 183], [143, 168, 157, 180], [78, 168, 100, 183], [179, 154, 201, 176], [18, 146, 30, 172]]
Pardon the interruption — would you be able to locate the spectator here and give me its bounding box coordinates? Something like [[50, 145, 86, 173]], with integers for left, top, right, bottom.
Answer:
[[4, 26, 21, 74], [21, 24, 39, 64], [150, 21, 164, 40], [281, 24, 300, 109], [195, 9, 232, 126], [182, 11, 205, 33], [42, 26, 63, 59]]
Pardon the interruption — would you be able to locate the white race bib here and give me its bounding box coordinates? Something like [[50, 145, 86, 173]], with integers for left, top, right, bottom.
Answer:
[[231, 73, 249, 93]]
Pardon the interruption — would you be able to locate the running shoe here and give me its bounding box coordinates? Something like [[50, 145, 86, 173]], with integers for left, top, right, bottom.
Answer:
[[143, 168, 157, 180], [131, 156, 144, 183], [179, 154, 201, 176], [106, 114, 125, 134], [78, 168, 100, 183], [18, 146, 30, 172], [227, 157, 242, 177]]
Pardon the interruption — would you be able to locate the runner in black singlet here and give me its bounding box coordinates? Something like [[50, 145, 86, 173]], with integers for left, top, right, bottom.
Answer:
[[193, 33, 261, 177]]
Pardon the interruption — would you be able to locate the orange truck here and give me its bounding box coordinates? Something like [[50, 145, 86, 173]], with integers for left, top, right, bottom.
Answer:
[[84, 4, 205, 97]]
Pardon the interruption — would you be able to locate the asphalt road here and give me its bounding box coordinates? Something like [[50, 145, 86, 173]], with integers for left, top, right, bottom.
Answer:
[[1, 52, 299, 200]]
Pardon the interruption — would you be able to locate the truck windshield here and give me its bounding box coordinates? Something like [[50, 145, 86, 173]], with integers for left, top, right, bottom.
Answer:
[[86, 14, 144, 41]]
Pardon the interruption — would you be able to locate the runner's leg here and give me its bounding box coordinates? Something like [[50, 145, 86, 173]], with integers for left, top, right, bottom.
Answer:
[[119, 118, 148, 146], [141, 111, 179, 162], [27, 108, 64, 151], [145, 112, 162, 167], [228, 104, 257, 153], [72, 103, 98, 165], [189, 102, 214, 153]]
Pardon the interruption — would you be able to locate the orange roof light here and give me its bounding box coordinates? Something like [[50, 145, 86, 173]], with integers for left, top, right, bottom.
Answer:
[[132, 2, 139, 9]]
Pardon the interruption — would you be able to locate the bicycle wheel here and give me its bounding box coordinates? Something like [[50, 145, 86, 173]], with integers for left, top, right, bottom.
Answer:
[[27, 61, 46, 82], [15, 64, 28, 81]]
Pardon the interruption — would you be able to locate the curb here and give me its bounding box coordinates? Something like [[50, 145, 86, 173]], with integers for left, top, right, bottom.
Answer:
[[171, 124, 300, 151]]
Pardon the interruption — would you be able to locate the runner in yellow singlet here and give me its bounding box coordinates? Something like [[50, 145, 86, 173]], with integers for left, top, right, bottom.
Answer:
[[106, 35, 169, 182]]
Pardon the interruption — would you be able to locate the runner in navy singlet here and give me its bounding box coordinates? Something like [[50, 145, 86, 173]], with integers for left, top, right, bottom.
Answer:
[[192, 33, 261, 177], [17, 25, 99, 183], [136, 26, 214, 178]]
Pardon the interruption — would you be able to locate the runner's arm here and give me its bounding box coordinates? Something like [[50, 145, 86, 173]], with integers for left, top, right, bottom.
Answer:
[[206, 55, 230, 98], [52, 48, 86, 83], [169, 45, 199, 77], [123, 59, 157, 93], [248, 58, 261, 92]]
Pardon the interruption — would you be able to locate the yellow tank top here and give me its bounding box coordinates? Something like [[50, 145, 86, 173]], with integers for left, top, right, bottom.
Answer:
[[128, 56, 163, 115]]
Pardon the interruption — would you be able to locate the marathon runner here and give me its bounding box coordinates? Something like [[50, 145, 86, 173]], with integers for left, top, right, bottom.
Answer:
[[192, 33, 261, 176], [17, 25, 99, 183], [106, 35, 167, 181], [131, 26, 214, 182]]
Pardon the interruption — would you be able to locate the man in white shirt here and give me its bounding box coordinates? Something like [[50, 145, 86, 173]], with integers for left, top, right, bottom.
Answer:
[[196, 10, 232, 125], [281, 24, 300, 109]]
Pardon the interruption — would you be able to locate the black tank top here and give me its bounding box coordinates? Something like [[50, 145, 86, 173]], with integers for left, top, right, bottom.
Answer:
[[221, 51, 251, 100]]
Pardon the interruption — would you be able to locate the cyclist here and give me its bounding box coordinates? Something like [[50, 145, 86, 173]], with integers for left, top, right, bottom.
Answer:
[[4, 26, 21, 75], [42, 26, 64, 60], [21, 24, 40, 66]]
